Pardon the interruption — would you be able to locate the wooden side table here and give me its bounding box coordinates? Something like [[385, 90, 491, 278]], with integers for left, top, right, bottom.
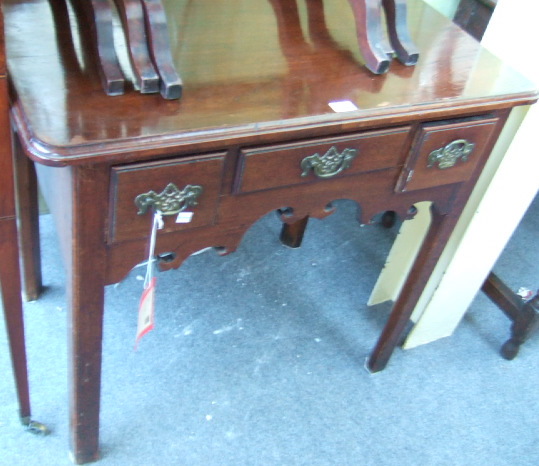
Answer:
[[4, 0, 537, 463]]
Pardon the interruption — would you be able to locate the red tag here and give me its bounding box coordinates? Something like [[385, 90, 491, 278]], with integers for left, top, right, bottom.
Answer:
[[135, 277, 156, 348]]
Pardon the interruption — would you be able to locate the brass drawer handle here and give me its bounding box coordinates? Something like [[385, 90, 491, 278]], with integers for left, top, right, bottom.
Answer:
[[135, 183, 203, 216], [300, 146, 357, 179], [427, 139, 475, 170]]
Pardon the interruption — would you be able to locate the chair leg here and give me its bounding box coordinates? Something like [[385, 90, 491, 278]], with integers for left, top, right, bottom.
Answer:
[[382, 0, 419, 66], [482, 272, 539, 360], [348, 0, 392, 74], [140, 0, 183, 99], [75, 0, 126, 95], [113, 0, 160, 93], [501, 293, 539, 360]]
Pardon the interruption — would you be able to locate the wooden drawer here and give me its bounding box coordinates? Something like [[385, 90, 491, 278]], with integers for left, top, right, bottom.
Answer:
[[109, 154, 225, 243], [396, 116, 499, 192], [236, 127, 411, 193]]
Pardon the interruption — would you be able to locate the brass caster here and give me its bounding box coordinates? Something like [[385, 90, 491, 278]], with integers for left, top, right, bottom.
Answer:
[[21, 417, 50, 435]]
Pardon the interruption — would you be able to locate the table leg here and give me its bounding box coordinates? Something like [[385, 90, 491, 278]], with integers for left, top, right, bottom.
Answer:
[[66, 166, 108, 464], [0, 219, 31, 422], [0, 218, 49, 434], [13, 134, 42, 302], [280, 216, 309, 248], [367, 204, 459, 372]]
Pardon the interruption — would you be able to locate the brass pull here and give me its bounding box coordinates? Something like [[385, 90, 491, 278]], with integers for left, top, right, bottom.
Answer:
[[300, 146, 357, 179], [135, 183, 203, 216], [427, 139, 475, 170]]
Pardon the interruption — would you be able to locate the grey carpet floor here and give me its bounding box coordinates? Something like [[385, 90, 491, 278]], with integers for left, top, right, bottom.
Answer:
[[1, 198, 538, 465]]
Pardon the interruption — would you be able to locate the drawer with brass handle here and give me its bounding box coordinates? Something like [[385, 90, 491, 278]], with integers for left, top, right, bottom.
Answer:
[[235, 127, 411, 194], [396, 116, 500, 192], [109, 154, 225, 243]]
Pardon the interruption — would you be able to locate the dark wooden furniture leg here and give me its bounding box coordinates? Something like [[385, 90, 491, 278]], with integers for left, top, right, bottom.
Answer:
[[367, 204, 461, 372], [280, 216, 309, 248], [348, 0, 392, 74], [75, 0, 126, 96], [13, 133, 42, 302], [140, 0, 183, 99], [382, 0, 419, 66], [482, 272, 539, 360], [113, 0, 160, 93], [0, 220, 31, 422], [65, 166, 109, 464]]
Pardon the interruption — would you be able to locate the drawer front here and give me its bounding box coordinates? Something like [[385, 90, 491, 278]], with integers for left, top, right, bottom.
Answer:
[[109, 154, 225, 243], [236, 127, 411, 193], [396, 117, 499, 192]]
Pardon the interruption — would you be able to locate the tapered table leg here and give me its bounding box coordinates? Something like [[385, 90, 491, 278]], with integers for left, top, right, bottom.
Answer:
[[0, 219, 48, 434], [13, 133, 42, 302], [367, 205, 459, 372], [0, 219, 31, 422], [66, 166, 108, 464]]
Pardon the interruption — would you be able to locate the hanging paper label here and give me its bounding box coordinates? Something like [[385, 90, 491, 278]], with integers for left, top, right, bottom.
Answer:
[[136, 277, 156, 348], [135, 211, 163, 348], [176, 211, 194, 224]]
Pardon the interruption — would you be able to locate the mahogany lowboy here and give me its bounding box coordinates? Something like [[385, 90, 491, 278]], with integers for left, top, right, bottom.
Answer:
[[3, 0, 537, 463]]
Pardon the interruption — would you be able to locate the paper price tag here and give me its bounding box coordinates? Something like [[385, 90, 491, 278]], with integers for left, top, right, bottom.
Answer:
[[176, 211, 194, 224], [136, 277, 156, 348], [328, 100, 359, 112]]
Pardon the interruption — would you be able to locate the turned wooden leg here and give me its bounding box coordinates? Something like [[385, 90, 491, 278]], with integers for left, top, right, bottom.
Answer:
[[67, 166, 108, 464], [367, 205, 458, 372], [501, 300, 539, 360], [382, 0, 419, 66], [482, 273, 539, 360], [13, 134, 42, 302], [113, 0, 160, 93], [280, 216, 309, 248], [348, 0, 392, 74], [140, 0, 183, 99]]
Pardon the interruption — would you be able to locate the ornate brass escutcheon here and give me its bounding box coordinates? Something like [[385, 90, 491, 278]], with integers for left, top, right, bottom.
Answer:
[[427, 139, 475, 170], [300, 146, 358, 178], [135, 183, 203, 215]]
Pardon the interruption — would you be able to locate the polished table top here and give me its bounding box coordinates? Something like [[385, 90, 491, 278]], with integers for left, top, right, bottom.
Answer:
[[4, 0, 537, 166]]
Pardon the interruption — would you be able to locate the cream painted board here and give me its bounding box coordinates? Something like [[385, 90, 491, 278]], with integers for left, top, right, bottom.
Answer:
[[405, 0, 539, 348]]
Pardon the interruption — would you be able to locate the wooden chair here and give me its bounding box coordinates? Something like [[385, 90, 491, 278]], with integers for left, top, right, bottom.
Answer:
[[72, 0, 182, 99], [73, 0, 418, 98], [482, 274, 539, 359]]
